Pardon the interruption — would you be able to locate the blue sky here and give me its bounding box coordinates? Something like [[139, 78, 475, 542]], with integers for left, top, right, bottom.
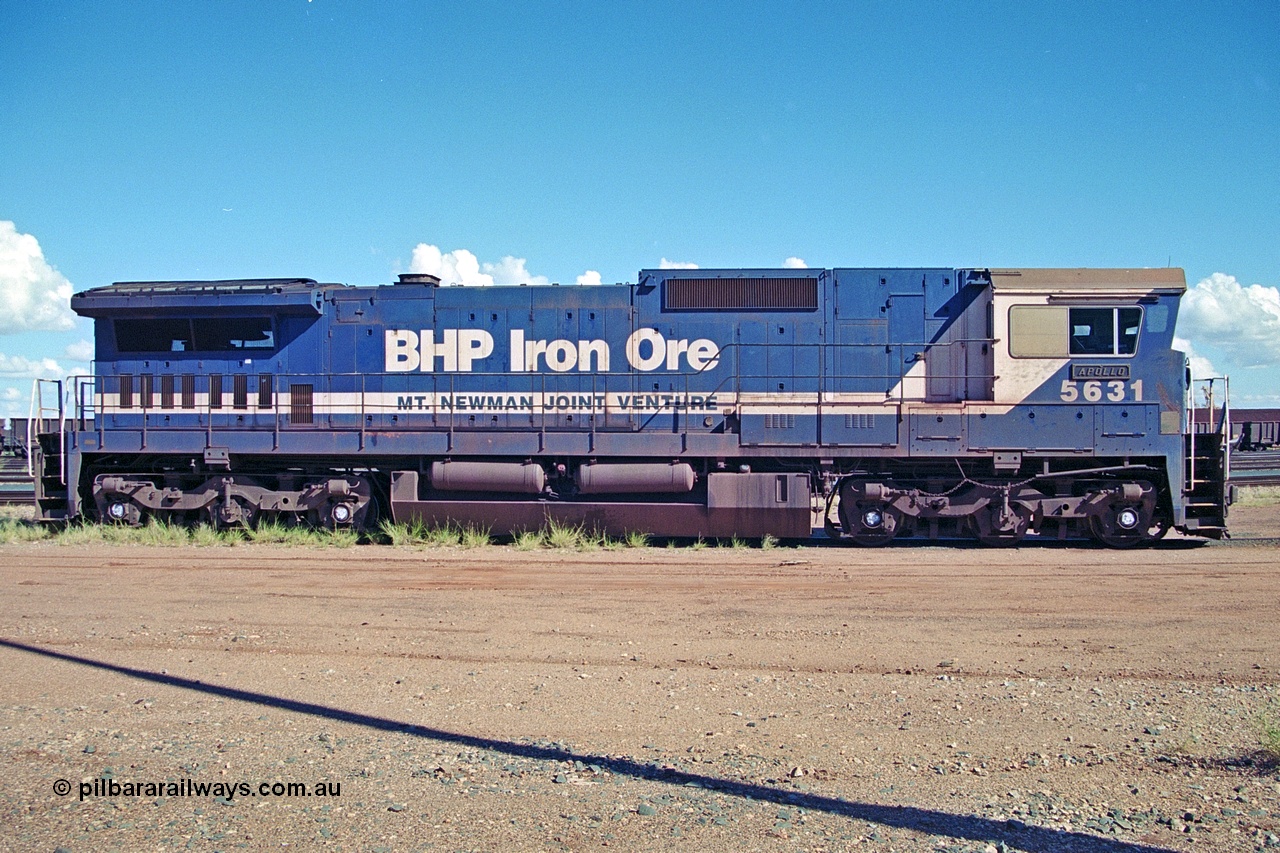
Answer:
[[2, 1, 1278, 415]]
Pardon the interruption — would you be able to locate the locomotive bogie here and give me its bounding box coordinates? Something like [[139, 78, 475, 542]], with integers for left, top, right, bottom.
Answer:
[[91, 471, 372, 530]]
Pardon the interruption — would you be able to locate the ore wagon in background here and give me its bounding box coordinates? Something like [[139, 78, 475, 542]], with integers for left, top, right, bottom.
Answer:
[[31, 266, 1230, 547]]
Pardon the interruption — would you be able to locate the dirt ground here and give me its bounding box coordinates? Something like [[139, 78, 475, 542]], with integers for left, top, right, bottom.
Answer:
[[1, 508, 1279, 852]]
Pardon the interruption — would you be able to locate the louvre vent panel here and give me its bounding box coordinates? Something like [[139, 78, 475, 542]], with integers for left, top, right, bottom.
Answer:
[[290, 384, 314, 425], [665, 277, 818, 310]]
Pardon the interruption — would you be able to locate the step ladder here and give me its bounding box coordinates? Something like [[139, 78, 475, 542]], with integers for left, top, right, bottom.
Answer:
[[28, 379, 69, 522], [1184, 375, 1230, 538]]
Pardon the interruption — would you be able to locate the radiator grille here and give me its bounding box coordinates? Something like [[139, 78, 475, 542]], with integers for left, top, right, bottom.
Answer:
[[290, 384, 314, 425], [665, 277, 818, 310], [845, 413, 876, 429], [209, 374, 223, 410], [764, 413, 796, 429]]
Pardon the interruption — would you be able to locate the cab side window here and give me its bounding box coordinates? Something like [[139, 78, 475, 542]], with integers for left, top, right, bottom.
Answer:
[[1069, 308, 1114, 355], [1068, 307, 1142, 356]]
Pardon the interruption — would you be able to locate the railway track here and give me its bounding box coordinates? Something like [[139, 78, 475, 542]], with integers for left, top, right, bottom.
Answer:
[[0, 488, 34, 506], [0, 456, 33, 505], [1230, 449, 1280, 486]]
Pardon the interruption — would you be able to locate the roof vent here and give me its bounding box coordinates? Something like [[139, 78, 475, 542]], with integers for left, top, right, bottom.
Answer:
[[397, 273, 441, 286], [665, 277, 818, 310]]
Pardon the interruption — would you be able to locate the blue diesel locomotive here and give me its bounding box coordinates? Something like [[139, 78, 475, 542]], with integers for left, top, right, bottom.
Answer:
[[31, 266, 1231, 547]]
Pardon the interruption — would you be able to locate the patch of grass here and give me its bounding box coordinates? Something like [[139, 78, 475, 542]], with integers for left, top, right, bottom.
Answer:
[[190, 523, 240, 547], [51, 522, 106, 546], [242, 520, 356, 548], [132, 518, 192, 546], [1260, 706, 1280, 763], [1235, 485, 1280, 507], [378, 517, 432, 546], [513, 529, 544, 551], [377, 518, 477, 547], [726, 536, 748, 549], [581, 527, 612, 551], [457, 524, 492, 549], [624, 530, 649, 549], [0, 517, 51, 544], [544, 518, 585, 549], [421, 525, 464, 547], [245, 520, 306, 545], [52, 518, 194, 547], [318, 527, 359, 548], [760, 533, 779, 550]]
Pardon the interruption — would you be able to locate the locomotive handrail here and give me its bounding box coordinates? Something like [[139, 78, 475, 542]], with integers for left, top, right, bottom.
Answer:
[[68, 336, 1007, 438], [1186, 373, 1231, 493], [25, 380, 34, 479], [28, 378, 66, 485]]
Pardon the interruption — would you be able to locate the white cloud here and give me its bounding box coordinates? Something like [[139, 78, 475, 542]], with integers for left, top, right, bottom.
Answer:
[[2, 387, 20, 401], [1172, 336, 1218, 379], [659, 258, 699, 269], [0, 221, 77, 333], [64, 339, 94, 362], [783, 257, 808, 269], [576, 270, 602, 286], [408, 243, 552, 286], [482, 254, 551, 287], [1176, 273, 1280, 367], [0, 352, 66, 379]]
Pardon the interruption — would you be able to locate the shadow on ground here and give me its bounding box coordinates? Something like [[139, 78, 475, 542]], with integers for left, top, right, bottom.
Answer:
[[1, 637, 1177, 852]]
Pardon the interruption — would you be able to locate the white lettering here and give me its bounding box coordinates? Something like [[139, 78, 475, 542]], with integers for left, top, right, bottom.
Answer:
[[665, 338, 689, 370], [626, 328, 665, 371], [509, 329, 525, 372], [389, 327, 720, 374], [457, 330, 493, 371], [687, 338, 719, 371], [578, 339, 609, 372], [385, 330, 420, 372], [525, 337, 547, 370], [419, 329, 456, 372], [545, 339, 578, 372], [624, 328, 720, 372]]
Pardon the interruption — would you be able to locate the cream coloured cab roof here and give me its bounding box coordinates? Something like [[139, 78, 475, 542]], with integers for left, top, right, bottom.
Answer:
[[988, 268, 1185, 295]]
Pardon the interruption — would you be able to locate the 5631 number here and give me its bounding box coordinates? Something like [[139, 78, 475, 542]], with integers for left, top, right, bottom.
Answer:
[[1060, 379, 1143, 403]]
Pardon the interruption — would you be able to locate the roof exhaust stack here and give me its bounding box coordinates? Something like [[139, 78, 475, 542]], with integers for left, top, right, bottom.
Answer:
[[397, 273, 440, 286]]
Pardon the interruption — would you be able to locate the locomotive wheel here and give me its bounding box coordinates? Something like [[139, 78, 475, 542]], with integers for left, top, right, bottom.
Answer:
[[102, 495, 143, 527], [848, 502, 902, 546], [1089, 503, 1157, 549]]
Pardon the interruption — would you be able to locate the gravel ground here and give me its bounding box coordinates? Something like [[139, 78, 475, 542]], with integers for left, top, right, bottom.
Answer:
[[1, 506, 1278, 852]]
